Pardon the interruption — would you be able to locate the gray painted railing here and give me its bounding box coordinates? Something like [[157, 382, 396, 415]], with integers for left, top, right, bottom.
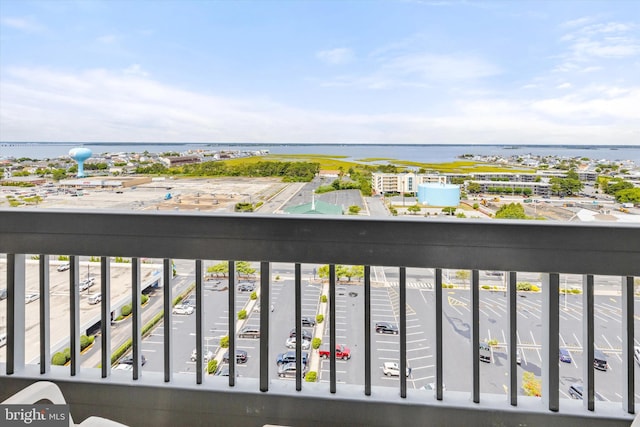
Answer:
[[1, 208, 639, 427]]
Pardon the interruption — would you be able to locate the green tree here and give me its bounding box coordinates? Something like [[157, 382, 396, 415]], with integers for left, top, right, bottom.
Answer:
[[207, 262, 229, 277], [407, 204, 421, 215], [615, 188, 640, 203], [466, 182, 481, 193], [348, 205, 361, 215], [237, 261, 256, 275], [441, 207, 456, 215], [495, 203, 528, 219]]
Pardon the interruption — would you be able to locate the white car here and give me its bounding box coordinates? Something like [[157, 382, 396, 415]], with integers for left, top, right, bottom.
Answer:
[[382, 362, 411, 377], [285, 337, 311, 350], [635, 346, 640, 365], [25, 293, 40, 304], [113, 364, 133, 371], [172, 304, 194, 315], [190, 349, 214, 362], [79, 277, 96, 291]]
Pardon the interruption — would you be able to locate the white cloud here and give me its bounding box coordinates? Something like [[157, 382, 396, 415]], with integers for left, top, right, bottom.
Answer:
[[560, 20, 640, 61], [97, 34, 118, 44], [1, 67, 638, 145], [556, 82, 572, 89], [381, 53, 502, 81], [123, 64, 149, 77], [316, 48, 354, 65], [0, 16, 44, 32]]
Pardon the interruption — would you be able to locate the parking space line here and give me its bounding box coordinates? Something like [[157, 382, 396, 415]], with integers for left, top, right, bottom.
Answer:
[[407, 338, 428, 344], [406, 331, 423, 336], [409, 365, 433, 371], [530, 331, 541, 361], [572, 333, 582, 348], [407, 355, 433, 361]]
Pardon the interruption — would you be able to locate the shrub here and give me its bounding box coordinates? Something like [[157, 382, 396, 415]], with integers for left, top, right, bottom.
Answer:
[[473, 203, 479, 209], [111, 339, 133, 365], [481, 285, 490, 290], [275, 275, 281, 280], [80, 334, 95, 351], [141, 294, 149, 305], [58, 255, 69, 261], [142, 311, 164, 337], [250, 291, 257, 300], [121, 304, 132, 317], [530, 285, 540, 292], [51, 352, 67, 366], [312, 338, 322, 350], [207, 359, 218, 375], [238, 309, 247, 320], [63, 347, 70, 361], [487, 339, 498, 347], [219, 335, 230, 348], [321, 295, 327, 303], [305, 371, 317, 382], [316, 314, 324, 324], [570, 289, 582, 294], [522, 371, 541, 397], [89, 256, 100, 262], [517, 282, 533, 291]]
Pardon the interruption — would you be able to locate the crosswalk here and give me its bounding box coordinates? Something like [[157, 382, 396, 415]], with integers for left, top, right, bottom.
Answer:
[[384, 281, 433, 289]]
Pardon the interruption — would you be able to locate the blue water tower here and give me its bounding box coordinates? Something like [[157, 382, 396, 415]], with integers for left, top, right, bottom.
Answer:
[[69, 147, 93, 178]]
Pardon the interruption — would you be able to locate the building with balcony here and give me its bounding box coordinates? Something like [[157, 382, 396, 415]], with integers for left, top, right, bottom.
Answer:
[[1, 209, 639, 426]]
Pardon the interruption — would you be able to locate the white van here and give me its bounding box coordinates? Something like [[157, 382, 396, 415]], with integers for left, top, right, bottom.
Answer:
[[88, 293, 102, 305]]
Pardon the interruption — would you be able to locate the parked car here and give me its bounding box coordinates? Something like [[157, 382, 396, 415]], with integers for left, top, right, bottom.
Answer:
[[423, 382, 446, 391], [559, 348, 572, 363], [568, 383, 605, 401], [57, 263, 70, 272], [285, 337, 311, 350], [0, 333, 6, 348], [120, 354, 147, 366], [25, 293, 39, 304], [254, 302, 274, 312], [594, 349, 608, 371], [479, 343, 491, 363], [237, 283, 255, 292], [0, 288, 7, 300], [277, 362, 307, 378], [190, 349, 214, 362], [568, 383, 583, 399], [375, 322, 399, 334], [238, 327, 260, 339], [172, 304, 194, 315], [301, 317, 316, 327], [382, 362, 410, 377], [276, 351, 309, 366], [88, 293, 102, 305], [78, 277, 95, 291], [288, 328, 312, 341], [319, 344, 351, 360], [113, 364, 133, 371], [223, 349, 248, 364], [215, 364, 237, 377], [634, 346, 640, 365], [516, 349, 522, 365]]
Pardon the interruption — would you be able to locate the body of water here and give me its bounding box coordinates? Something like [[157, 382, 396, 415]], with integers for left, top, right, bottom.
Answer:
[[1, 142, 639, 165]]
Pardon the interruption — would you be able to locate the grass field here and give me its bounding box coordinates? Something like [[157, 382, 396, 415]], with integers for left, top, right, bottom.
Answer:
[[223, 154, 532, 174]]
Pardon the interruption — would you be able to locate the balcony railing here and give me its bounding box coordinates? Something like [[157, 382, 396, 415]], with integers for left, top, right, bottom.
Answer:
[[1, 208, 639, 426]]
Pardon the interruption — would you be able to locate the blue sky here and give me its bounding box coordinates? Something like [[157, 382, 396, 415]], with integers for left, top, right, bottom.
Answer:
[[1, 0, 639, 145]]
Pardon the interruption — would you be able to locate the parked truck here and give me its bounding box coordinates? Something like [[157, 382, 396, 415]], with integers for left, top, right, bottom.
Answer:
[[319, 344, 351, 360]]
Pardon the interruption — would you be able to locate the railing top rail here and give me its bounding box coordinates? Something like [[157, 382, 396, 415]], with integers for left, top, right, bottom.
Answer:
[[1, 208, 639, 275]]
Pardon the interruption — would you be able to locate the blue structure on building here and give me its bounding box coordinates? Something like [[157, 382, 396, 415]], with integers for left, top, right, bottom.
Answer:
[[69, 147, 93, 178], [417, 183, 460, 206]]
